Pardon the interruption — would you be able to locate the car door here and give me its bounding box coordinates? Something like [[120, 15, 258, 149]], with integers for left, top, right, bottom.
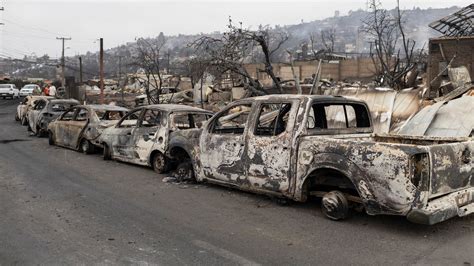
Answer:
[[53, 107, 78, 146], [28, 99, 46, 133], [132, 108, 164, 164], [200, 103, 253, 184], [68, 107, 90, 148], [245, 100, 299, 193], [108, 108, 143, 161]]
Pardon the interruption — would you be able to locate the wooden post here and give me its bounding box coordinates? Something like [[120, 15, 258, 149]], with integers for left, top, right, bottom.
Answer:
[[99, 38, 104, 104]]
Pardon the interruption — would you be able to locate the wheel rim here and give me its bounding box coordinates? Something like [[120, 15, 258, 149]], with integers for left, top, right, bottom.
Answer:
[[321, 191, 349, 220], [154, 154, 165, 172]]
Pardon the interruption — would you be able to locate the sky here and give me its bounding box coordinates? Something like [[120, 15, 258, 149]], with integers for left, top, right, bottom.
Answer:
[[0, 0, 471, 59]]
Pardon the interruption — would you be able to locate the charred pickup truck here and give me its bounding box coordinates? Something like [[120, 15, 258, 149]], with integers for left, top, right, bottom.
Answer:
[[168, 95, 474, 225]]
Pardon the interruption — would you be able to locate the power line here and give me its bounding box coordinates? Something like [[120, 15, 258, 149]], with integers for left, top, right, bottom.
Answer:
[[2, 18, 66, 37]]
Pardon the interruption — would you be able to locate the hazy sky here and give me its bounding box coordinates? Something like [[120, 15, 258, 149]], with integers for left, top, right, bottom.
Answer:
[[0, 0, 471, 59]]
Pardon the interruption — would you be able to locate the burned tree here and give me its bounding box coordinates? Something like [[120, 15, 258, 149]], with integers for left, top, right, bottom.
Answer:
[[191, 18, 289, 96], [321, 28, 336, 53], [132, 35, 166, 104], [361, 0, 418, 90]]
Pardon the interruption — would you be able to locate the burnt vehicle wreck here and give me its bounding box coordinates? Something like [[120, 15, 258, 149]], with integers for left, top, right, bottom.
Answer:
[[99, 104, 213, 173], [27, 98, 80, 137], [48, 104, 129, 153], [16, 95, 54, 125], [168, 95, 474, 225]]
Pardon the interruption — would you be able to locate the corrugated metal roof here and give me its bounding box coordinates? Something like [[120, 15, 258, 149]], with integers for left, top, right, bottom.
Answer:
[[398, 96, 474, 137]]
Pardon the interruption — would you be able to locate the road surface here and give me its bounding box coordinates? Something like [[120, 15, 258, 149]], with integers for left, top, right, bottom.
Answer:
[[0, 99, 472, 265]]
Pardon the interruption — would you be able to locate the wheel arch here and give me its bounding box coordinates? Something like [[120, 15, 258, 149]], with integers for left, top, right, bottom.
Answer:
[[299, 165, 361, 202]]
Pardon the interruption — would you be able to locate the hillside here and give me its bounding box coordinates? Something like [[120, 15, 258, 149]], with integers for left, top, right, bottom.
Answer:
[[1, 5, 461, 81]]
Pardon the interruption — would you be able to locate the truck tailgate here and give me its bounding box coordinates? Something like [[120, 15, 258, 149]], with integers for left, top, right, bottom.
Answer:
[[429, 142, 474, 198]]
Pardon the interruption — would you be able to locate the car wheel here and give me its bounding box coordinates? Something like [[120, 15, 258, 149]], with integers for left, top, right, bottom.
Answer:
[[48, 132, 55, 145], [36, 126, 44, 137], [321, 190, 350, 221], [103, 144, 111, 160], [15, 113, 19, 121], [174, 161, 195, 182], [152, 152, 169, 174], [80, 139, 94, 154]]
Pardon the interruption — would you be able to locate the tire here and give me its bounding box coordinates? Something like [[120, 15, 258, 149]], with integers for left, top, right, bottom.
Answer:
[[174, 161, 195, 182], [152, 152, 168, 174], [15, 113, 19, 121], [321, 190, 350, 221], [48, 131, 55, 145], [103, 144, 111, 160], [36, 126, 44, 137], [80, 139, 94, 154]]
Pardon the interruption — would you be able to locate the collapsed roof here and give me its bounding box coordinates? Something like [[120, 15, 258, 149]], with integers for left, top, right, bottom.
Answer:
[[429, 4, 474, 37]]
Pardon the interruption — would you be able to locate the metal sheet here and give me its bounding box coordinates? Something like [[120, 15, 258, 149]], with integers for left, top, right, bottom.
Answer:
[[399, 96, 474, 137]]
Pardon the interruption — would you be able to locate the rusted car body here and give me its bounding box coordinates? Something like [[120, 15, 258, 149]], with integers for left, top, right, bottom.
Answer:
[[27, 98, 79, 136], [16, 96, 54, 125], [168, 95, 474, 224], [47, 104, 129, 153], [99, 104, 213, 173]]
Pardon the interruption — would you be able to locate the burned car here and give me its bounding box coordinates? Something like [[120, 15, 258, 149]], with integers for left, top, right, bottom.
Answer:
[[99, 104, 213, 173], [168, 95, 474, 225], [16, 95, 54, 125], [27, 98, 80, 136], [48, 104, 129, 153]]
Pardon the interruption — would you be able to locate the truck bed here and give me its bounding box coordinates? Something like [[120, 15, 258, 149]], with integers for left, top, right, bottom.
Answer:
[[304, 133, 474, 199]]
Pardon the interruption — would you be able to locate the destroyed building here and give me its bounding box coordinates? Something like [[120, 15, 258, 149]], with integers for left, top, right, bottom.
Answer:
[[427, 4, 474, 97]]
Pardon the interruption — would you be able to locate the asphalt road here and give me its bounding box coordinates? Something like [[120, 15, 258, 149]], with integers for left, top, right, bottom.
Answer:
[[0, 98, 472, 265]]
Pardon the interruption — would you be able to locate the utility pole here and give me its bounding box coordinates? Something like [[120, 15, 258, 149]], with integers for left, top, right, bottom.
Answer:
[[56, 37, 71, 89], [99, 38, 104, 104], [118, 56, 123, 103], [78, 56, 83, 83], [0, 6, 4, 26]]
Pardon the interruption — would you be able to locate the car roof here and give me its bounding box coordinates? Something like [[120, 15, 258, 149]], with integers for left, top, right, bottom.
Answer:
[[238, 94, 368, 105], [28, 96, 54, 100], [144, 104, 212, 113], [79, 104, 129, 112], [48, 99, 80, 104]]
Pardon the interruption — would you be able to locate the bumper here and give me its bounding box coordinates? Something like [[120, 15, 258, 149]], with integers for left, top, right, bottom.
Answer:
[[19, 92, 31, 96], [407, 188, 474, 225], [0, 93, 13, 97]]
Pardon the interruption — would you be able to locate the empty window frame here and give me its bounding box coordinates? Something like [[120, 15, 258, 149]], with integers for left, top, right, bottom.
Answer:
[[171, 113, 210, 130], [211, 104, 252, 134], [118, 109, 142, 128], [75, 109, 88, 121], [140, 109, 162, 127], [60, 108, 76, 121], [255, 103, 292, 136], [307, 103, 370, 130]]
